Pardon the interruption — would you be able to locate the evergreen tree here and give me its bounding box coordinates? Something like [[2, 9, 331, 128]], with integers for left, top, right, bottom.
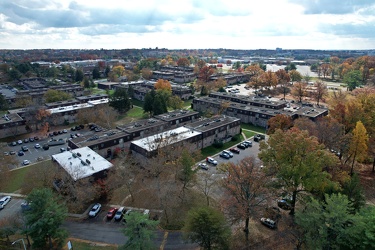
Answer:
[[120, 212, 158, 250], [183, 206, 231, 250], [24, 188, 68, 249], [109, 88, 131, 114], [92, 67, 101, 79]]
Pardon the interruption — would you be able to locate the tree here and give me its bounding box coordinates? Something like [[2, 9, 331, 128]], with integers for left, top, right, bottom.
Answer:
[[143, 89, 156, 116], [319, 63, 332, 79], [120, 212, 159, 250], [153, 92, 167, 115], [141, 67, 153, 80], [24, 188, 68, 249], [348, 121, 368, 175], [0, 94, 8, 110], [295, 194, 355, 250], [291, 81, 307, 103], [275, 69, 291, 99], [92, 67, 101, 79], [75, 68, 84, 82], [168, 95, 184, 110], [221, 157, 271, 244], [109, 88, 132, 114], [198, 65, 215, 83], [177, 57, 190, 67], [267, 114, 293, 134], [260, 70, 278, 89], [284, 62, 297, 72], [245, 64, 264, 90], [312, 80, 328, 106], [258, 128, 338, 215], [82, 76, 90, 88], [177, 149, 197, 200], [44, 89, 71, 103], [183, 206, 231, 250], [289, 69, 302, 83], [154, 79, 172, 92], [344, 70, 363, 91]]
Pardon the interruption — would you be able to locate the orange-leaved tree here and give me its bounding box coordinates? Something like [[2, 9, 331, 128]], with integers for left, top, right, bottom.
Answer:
[[348, 121, 368, 175], [154, 79, 172, 92]]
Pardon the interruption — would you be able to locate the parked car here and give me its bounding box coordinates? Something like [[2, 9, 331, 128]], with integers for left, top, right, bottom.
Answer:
[[206, 157, 218, 166], [4, 151, 9, 156], [123, 209, 133, 223], [229, 147, 240, 154], [23, 160, 30, 165], [21, 146, 29, 151], [107, 207, 119, 220], [63, 129, 68, 133], [18, 151, 25, 156], [17, 140, 23, 145], [43, 144, 49, 150], [198, 162, 209, 170], [60, 148, 66, 152], [237, 143, 246, 149], [23, 138, 29, 143], [89, 203, 102, 217], [114, 207, 126, 221], [34, 143, 41, 149], [277, 199, 292, 210], [10, 141, 17, 146], [9, 151, 16, 155], [260, 217, 277, 229], [243, 140, 252, 147], [222, 150, 233, 157], [29, 137, 35, 142], [254, 134, 265, 142], [219, 151, 231, 159], [0, 196, 11, 209], [53, 131, 58, 136], [34, 136, 39, 141]]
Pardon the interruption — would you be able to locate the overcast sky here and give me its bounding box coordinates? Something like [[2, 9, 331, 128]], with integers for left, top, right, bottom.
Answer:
[[0, 0, 374, 50]]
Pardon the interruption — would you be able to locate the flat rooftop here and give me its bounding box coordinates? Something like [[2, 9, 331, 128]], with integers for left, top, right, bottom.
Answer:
[[117, 118, 167, 133], [48, 103, 93, 114], [52, 146, 113, 181], [131, 126, 201, 152], [185, 115, 240, 132], [154, 110, 199, 122]]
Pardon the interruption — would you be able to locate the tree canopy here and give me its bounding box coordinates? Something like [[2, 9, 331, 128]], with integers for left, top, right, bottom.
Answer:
[[24, 188, 68, 249], [43, 89, 71, 103], [259, 128, 338, 215], [109, 88, 132, 114], [183, 206, 231, 250]]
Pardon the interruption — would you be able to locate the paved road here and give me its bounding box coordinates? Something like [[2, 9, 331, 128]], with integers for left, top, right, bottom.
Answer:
[[0, 197, 23, 220], [63, 220, 198, 249]]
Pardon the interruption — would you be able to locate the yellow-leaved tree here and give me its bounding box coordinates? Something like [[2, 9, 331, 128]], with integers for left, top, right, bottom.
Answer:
[[349, 121, 368, 175]]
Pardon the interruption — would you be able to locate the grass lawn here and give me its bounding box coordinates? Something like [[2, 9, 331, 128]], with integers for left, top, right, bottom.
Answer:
[[200, 134, 244, 159], [62, 239, 118, 250], [243, 130, 255, 139], [241, 123, 266, 134], [3, 161, 52, 193], [131, 98, 144, 108]]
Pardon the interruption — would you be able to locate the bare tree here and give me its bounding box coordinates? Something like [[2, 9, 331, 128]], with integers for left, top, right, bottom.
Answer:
[[313, 80, 328, 106], [291, 81, 308, 103]]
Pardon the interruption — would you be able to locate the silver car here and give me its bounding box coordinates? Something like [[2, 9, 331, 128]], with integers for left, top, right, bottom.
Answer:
[[0, 196, 11, 209]]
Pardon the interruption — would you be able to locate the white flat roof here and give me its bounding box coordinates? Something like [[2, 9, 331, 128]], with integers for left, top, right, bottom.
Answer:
[[131, 126, 201, 152], [48, 103, 93, 114], [52, 147, 113, 181], [88, 98, 109, 105]]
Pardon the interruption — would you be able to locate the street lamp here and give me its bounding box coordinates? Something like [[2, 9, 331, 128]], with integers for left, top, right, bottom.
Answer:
[[12, 238, 26, 250]]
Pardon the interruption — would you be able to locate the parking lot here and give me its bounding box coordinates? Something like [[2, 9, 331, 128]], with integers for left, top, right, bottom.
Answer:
[[3, 125, 103, 168], [0, 197, 23, 220]]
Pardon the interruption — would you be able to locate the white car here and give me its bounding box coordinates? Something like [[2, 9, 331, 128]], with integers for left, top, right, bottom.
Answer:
[[89, 203, 102, 217], [23, 160, 30, 165], [206, 157, 218, 166], [34, 143, 41, 149], [0, 196, 11, 209], [198, 163, 209, 170]]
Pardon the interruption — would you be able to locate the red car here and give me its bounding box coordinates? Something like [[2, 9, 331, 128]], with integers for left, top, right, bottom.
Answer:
[[230, 147, 240, 154], [106, 207, 119, 220]]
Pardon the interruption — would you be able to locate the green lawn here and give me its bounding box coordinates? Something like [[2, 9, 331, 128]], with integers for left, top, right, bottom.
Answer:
[[131, 98, 144, 108], [200, 135, 244, 159], [241, 123, 266, 134], [243, 130, 255, 139], [126, 106, 146, 119], [3, 161, 52, 193]]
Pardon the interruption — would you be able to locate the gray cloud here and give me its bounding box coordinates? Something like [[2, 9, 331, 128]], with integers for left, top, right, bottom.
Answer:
[[0, 0, 205, 33], [290, 0, 375, 14]]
